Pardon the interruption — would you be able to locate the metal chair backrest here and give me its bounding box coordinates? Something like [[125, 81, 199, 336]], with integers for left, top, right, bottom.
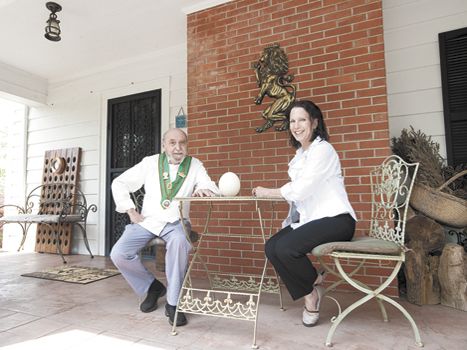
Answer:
[[131, 187, 145, 213], [369, 155, 419, 246]]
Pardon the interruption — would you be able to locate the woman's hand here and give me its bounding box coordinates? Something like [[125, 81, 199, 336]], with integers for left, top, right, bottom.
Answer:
[[252, 186, 282, 197]]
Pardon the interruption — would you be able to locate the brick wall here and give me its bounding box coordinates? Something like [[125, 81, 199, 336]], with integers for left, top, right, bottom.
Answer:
[[187, 0, 397, 295]]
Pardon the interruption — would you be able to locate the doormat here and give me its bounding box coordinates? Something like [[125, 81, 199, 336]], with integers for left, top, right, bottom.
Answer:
[[21, 265, 121, 284]]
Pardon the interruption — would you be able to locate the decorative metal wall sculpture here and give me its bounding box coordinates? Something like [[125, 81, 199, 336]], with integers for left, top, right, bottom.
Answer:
[[253, 43, 296, 133]]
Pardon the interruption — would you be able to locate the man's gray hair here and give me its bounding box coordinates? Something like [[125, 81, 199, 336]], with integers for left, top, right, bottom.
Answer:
[[162, 128, 188, 142]]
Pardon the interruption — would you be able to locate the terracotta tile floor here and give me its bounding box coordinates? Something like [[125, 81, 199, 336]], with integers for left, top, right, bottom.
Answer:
[[0, 251, 466, 350]]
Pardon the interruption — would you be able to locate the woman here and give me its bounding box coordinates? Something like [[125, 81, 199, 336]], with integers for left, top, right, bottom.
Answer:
[[252, 100, 356, 327]]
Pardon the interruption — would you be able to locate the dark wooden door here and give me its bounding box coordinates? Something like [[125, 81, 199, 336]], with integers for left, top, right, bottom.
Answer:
[[105, 89, 161, 255]]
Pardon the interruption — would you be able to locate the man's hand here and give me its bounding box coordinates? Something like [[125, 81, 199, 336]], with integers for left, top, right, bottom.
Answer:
[[127, 208, 144, 223], [193, 189, 217, 197]]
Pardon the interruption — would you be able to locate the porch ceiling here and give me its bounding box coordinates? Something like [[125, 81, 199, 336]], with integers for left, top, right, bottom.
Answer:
[[0, 0, 224, 84]]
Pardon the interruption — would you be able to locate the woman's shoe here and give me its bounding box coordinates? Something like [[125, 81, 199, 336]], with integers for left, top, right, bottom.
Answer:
[[302, 307, 319, 327], [302, 286, 323, 327]]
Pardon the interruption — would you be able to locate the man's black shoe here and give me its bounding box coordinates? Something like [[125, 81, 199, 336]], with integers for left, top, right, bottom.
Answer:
[[165, 303, 187, 326], [140, 279, 166, 313]]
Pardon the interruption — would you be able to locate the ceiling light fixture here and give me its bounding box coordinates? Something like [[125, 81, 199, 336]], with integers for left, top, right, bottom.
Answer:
[[44, 2, 62, 42]]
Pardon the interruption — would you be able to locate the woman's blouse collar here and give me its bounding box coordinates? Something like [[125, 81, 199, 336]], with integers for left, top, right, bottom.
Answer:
[[297, 136, 323, 155]]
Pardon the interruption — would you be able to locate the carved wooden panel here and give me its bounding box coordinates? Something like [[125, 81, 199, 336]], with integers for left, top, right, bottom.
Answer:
[[35, 147, 81, 254]]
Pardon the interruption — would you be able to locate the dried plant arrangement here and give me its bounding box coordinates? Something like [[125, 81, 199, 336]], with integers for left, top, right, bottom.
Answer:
[[391, 127, 466, 200], [391, 127, 444, 187]]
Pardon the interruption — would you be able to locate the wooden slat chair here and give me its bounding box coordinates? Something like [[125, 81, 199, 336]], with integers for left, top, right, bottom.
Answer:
[[311, 155, 423, 347], [131, 188, 198, 272]]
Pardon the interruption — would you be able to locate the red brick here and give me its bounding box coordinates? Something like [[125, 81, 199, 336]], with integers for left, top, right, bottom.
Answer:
[[356, 69, 386, 81], [326, 108, 356, 118], [360, 140, 390, 149], [358, 121, 388, 132], [340, 159, 360, 168], [358, 86, 387, 97], [327, 91, 356, 102], [188, 0, 389, 293], [357, 104, 387, 114], [345, 149, 375, 159], [313, 85, 339, 95], [341, 81, 370, 92], [299, 31, 325, 44], [309, 4, 338, 18], [326, 57, 354, 69], [342, 97, 372, 108], [355, 52, 385, 64], [328, 124, 358, 134], [312, 52, 339, 64], [324, 25, 352, 38], [344, 131, 373, 142], [354, 18, 383, 32]]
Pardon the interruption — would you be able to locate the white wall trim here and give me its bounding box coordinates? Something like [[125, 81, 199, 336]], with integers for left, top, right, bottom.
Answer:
[[97, 77, 170, 255], [182, 0, 231, 14], [0, 62, 47, 106]]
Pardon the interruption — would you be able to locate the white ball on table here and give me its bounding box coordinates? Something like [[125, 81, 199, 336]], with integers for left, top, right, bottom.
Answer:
[[218, 172, 241, 196]]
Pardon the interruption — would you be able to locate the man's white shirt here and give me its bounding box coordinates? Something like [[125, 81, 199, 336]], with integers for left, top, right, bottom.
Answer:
[[112, 154, 219, 235]]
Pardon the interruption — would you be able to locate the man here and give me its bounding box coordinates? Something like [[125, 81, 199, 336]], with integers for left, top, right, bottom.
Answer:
[[110, 128, 218, 327]]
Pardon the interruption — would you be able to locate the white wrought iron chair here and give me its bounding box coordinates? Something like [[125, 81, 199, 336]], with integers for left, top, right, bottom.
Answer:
[[311, 155, 423, 347]]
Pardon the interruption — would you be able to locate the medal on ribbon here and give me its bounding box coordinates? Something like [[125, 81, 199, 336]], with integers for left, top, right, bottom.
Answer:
[[158, 152, 192, 209]]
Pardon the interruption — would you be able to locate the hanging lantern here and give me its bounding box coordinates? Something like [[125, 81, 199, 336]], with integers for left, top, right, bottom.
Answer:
[[44, 2, 62, 42]]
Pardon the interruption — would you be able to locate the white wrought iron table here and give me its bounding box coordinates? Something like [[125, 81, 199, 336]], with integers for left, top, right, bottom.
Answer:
[[172, 196, 283, 349]]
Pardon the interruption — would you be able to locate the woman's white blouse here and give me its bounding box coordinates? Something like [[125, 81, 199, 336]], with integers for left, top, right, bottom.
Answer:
[[280, 137, 357, 229]]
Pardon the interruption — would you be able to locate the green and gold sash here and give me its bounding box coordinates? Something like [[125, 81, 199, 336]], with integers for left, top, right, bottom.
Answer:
[[158, 152, 192, 209]]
